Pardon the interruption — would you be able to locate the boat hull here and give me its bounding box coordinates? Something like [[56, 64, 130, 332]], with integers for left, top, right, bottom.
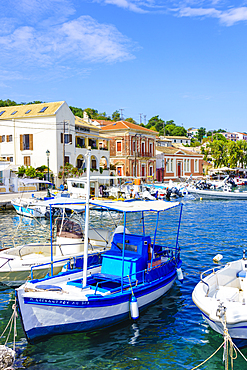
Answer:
[[12, 203, 45, 218], [189, 189, 247, 200], [17, 270, 176, 343]]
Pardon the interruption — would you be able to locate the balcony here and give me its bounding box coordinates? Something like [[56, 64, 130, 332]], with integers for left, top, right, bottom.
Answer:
[[134, 152, 153, 158]]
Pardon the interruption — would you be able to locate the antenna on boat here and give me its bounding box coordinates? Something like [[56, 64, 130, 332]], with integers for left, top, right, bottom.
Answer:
[[243, 249, 246, 260], [82, 149, 91, 288]]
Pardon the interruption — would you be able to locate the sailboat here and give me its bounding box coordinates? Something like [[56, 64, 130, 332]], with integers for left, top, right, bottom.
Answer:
[[16, 150, 184, 343]]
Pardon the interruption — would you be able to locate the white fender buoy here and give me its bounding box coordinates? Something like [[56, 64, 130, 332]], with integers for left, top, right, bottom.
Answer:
[[213, 254, 223, 262], [130, 295, 139, 320], [177, 267, 184, 282]]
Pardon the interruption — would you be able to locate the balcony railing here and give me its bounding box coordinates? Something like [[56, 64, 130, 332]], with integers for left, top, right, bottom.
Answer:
[[134, 152, 153, 157]]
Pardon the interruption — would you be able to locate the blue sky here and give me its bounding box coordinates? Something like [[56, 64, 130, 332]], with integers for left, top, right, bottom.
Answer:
[[1, 0, 247, 132]]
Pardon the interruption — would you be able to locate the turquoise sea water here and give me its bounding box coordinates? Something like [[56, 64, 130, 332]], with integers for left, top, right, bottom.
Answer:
[[0, 200, 247, 369]]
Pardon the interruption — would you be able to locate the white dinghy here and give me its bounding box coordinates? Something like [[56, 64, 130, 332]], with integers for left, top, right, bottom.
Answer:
[[192, 251, 247, 339]]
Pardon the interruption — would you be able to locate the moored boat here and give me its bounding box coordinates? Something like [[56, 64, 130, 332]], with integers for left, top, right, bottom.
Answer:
[[192, 251, 247, 339], [16, 199, 183, 343]]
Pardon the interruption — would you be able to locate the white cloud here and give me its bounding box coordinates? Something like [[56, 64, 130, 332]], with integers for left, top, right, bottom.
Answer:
[[174, 3, 247, 26], [0, 15, 135, 70], [219, 7, 247, 26], [104, 0, 148, 13]]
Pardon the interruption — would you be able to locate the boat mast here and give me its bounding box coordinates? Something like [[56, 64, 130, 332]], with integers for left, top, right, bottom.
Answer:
[[83, 149, 91, 288]]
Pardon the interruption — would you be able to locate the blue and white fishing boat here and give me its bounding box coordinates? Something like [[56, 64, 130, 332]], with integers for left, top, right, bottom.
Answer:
[[16, 151, 184, 343]]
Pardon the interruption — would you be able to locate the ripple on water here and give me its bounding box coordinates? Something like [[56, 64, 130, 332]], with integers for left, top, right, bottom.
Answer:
[[1, 202, 247, 369]]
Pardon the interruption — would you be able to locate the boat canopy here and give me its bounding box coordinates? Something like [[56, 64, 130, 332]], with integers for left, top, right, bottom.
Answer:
[[19, 179, 53, 185], [90, 200, 180, 213], [51, 200, 180, 213]]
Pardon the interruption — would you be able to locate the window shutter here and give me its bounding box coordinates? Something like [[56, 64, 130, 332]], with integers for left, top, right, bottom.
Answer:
[[6, 135, 9, 142], [0, 136, 2, 143], [61, 133, 64, 143], [69, 134, 72, 144], [7, 157, 10, 161], [29, 134, 33, 150], [20, 135, 23, 150]]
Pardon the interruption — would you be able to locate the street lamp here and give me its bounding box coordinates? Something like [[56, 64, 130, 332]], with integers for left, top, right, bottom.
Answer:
[[46, 149, 50, 181]]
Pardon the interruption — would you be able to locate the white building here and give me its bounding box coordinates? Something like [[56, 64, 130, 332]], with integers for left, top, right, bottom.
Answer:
[[164, 136, 191, 145], [233, 132, 247, 141], [0, 102, 110, 189]]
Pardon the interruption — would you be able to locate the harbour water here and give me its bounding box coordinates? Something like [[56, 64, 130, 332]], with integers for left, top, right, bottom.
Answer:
[[0, 199, 247, 369]]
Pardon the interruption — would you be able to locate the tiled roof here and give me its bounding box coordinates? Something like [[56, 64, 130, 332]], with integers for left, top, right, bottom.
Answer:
[[164, 135, 189, 140], [101, 121, 158, 135], [0, 101, 65, 119], [75, 116, 99, 130], [92, 120, 113, 127], [157, 145, 203, 157]]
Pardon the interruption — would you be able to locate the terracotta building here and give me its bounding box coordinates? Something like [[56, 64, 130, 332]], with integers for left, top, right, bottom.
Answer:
[[156, 145, 204, 181], [100, 121, 158, 178]]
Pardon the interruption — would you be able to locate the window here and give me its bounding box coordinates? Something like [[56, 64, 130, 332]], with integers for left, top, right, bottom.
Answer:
[[91, 159, 97, 169], [149, 143, 153, 155], [141, 142, 145, 155], [10, 157, 13, 162], [194, 159, 198, 172], [0, 171, 3, 184], [64, 156, 70, 164], [61, 133, 72, 144], [149, 166, 153, 176], [38, 106, 48, 113], [89, 139, 97, 149], [24, 156, 31, 166], [7, 135, 12, 142], [2, 135, 5, 142], [20, 134, 33, 150], [0, 111, 5, 116], [133, 141, 136, 152], [116, 141, 122, 152], [170, 159, 173, 172], [166, 159, 170, 172], [11, 111, 17, 115], [174, 139, 176, 143], [25, 110, 31, 114]]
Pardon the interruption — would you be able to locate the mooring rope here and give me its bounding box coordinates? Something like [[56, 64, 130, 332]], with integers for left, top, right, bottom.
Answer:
[[191, 313, 247, 370], [0, 297, 17, 351]]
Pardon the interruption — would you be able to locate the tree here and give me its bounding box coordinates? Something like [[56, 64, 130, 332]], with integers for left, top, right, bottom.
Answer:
[[213, 133, 227, 142], [112, 110, 121, 121], [147, 116, 165, 135], [0, 99, 18, 107], [196, 127, 206, 142], [208, 140, 228, 168], [125, 117, 136, 124]]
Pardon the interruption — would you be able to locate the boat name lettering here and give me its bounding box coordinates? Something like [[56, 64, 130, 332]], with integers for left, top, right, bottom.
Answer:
[[25, 297, 89, 306]]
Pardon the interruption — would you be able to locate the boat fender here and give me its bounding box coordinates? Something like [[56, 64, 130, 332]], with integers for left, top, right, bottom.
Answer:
[[177, 267, 183, 282], [130, 295, 139, 320]]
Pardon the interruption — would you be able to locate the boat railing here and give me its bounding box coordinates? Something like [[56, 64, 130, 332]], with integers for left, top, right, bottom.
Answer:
[[30, 256, 79, 279], [0, 256, 14, 269], [200, 265, 225, 296], [30, 253, 102, 279], [93, 257, 176, 295]]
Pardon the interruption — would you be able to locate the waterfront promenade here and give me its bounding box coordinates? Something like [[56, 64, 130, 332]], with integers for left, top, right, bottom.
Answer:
[[0, 191, 47, 209]]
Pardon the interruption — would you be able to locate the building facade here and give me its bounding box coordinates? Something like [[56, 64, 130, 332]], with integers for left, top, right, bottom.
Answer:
[[156, 145, 204, 181], [0, 102, 110, 187], [101, 121, 157, 178]]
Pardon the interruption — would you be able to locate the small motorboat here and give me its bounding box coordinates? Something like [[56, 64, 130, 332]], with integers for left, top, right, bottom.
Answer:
[[192, 251, 247, 339]]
